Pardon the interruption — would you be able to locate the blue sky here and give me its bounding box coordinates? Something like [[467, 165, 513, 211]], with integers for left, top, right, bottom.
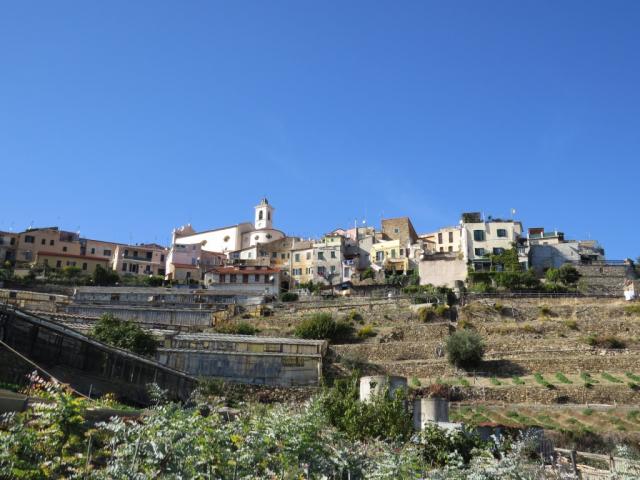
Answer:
[[1, 1, 638, 258]]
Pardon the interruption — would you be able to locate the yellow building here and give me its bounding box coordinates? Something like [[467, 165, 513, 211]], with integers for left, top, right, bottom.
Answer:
[[290, 242, 315, 286], [369, 239, 410, 273]]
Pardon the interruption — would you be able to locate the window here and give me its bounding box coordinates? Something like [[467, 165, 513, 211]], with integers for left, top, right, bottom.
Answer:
[[295, 253, 300, 262], [281, 253, 286, 259], [317, 252, 324, 260], [493, 248, 505, 255], [330, 265, 336, 273], [390, 249, 396, 258], [133, 251, 138, 257], [219, 274, 225, 283], [56, 260, 62, 268], [122, 262, 127, 272], [254, 274, 260, 282], [473, 230, 485, 241], [10, 238, 15, 245], [259, 210, 264, 220], [103, 249, 111, 256], [242, 274, 248, 283], [191, 257, 196, 265], [474, 248, 485, 256], [272, 252, 277, 258], [440, 247, 444, 252], [41, 238, 46, 245], [160, 254, 165, 262], [230, 274, 237, 283], [448, 246, 453, 252], [317, 266, 326, 275], [306, 252, 311, 260], [497, 229, 508, 238], [124, 249, 129, 256], [399, 248, 404, 256], [82, 262, 88, 270], [43, 259, 49, 266], [438, 233, 443, 244], [394, 228, 400, 234], [24, 235, 35, 243], [62, 246, 67, 252], [146, 252, 152, 260], [376, 251, 384, 261], [449, 231, 454, 242]]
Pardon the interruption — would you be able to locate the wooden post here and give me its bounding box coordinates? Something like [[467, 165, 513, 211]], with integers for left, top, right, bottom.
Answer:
[[570, 450, 578, 476]]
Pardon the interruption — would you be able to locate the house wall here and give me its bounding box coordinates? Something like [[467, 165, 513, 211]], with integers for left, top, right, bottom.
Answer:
[[461, 221, 523, 266], [529, 243, 581, 273], [381, 218, 418, 245], [419, 256, 468, 288]]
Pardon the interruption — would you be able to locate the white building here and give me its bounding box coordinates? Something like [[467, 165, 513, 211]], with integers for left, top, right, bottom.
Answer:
[[165, 199, 286, 280], [460, 213, 524, 271]]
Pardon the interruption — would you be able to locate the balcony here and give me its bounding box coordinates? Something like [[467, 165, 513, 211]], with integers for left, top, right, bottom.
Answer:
[[123, 255, 154, 262]]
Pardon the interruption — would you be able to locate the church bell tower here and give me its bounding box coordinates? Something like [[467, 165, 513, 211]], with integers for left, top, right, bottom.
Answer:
[[254, 197, 274, 230]]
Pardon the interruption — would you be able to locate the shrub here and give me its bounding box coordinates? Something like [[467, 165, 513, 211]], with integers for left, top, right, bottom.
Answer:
[[625, 372, 640, 382], [512, 376, 525, 385], [555, 372, 572, 384], [494, 270, 540, 291], [215, 321, 259, 335], [490, 377, 501, 386], [356, 324, 377, 339], [457, 319, 475, 330], [580, 372, 598, 387], [601, 372, 623, 384], [418, 306, 436, 322], [410, 376, 421, 388], [563, 319, 579, 330], [458, 377, 470, 387], [539, 306, 553, 317], [582, 408, 594, 416], [585, 334, 626, 349], [294, 313, 354, 342], [92, 264, 120, 286], [446, 330, 485, 369], [91, 314, 158, 357], [623, 304, 640, 315], [533, 373, 554, 389], [345, 310, 364, 323], [434, 304, 450, 317], [493, 303, 505, 314], [280, 292, 299, 302]]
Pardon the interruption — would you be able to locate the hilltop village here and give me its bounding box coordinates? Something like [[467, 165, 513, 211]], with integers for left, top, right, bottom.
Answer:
[[1, 199, 640, 478], [0, 198, 625, 294]]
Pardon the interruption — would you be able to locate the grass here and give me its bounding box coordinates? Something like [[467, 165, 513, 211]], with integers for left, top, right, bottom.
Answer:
[[458, 377, 470, 387], [601, 372, 623, 384], [490, 377, 501, 386], [539, 306, 553, 317], [534, 372, 554, 389], [582, 408, 594, 416], [623, 304, 640, 315], [627, 410, 640, 423], [580, 372, 598, 384], [555, 372, 573, 384], [563, 319, 579, 330], [585, 334, 626, 349], [512, 376, 525, 385]]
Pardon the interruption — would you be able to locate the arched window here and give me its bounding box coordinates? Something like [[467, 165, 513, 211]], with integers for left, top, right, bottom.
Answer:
[[259, 211, 264, 220], [268, 211, 271, 221]]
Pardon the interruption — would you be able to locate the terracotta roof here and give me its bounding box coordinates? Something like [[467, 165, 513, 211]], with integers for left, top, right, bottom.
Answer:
[[36, 251, 111, 262], [172, 263, 199, 269], [208, 266, 280, 275]]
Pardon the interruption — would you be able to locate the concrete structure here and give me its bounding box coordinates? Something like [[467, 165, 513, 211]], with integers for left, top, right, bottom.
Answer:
[[166, 242, 225, 283], [412, 397, 450, 430], [157, 333, 327, 386], [204, 265, 281, 296], [0, 305, 196, 404], [358, 375, 407, 403], [343, 226, 378, 272], [418, 253, 468, 288], [460, 214, 524, 271], [0, 231, 18, 265], [527, 227, 606, 274]]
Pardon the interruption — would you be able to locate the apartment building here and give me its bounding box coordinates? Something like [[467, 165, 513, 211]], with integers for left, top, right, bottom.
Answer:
[[0, 231, 18, 264], [369, 239, 411, 274], [421, 226, 461, 254], [204, 265, 281, 295], [113, 243, 168, 277], [460, 213, 524, 271], [290, 241, 315, 286], [313, 234, 345, 285]]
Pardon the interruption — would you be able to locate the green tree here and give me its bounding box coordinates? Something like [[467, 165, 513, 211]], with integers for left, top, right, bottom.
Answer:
[[91, 314, 158, 356], [294, 313, 354, 342], [446, 330, 485, 369], [92, 264, 120, 286], [490, 247, 521, 272]]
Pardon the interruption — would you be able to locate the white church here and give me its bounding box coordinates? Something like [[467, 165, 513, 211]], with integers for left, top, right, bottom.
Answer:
[[165, 198, 286, 280]]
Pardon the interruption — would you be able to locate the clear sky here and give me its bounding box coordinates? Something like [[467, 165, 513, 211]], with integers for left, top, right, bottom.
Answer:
[[1, 1, 638, 258]]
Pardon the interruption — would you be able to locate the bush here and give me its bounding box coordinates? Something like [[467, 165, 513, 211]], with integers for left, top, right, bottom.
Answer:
[[418, 306, 436, 322], [90, 314, 158, 356], [92, 264, 120, 286], [280, 292, 299, 302], [294, 313, 354, 342], [446, 330, 485, 369], [533, 373, 554, 389], [563, 319, 579, 330], [555, 372, 572, 384], [317, 376, 412, 441], [494, 270, 540, 291], [356, 324, 376, 339], [345, 310, 364, 323], [585, 334, 626, 349], [512, 376, 525, 385], [601, 372, 623, 384], [624, 304, 640, 315], [215, 321, 259, 335], [360, 267, 375, 280]]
